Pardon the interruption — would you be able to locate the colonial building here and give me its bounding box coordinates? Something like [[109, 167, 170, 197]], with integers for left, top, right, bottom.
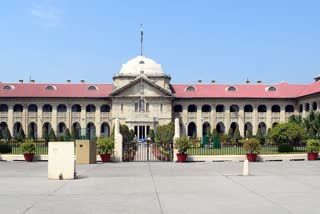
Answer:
[[0, 55, 320, 140]]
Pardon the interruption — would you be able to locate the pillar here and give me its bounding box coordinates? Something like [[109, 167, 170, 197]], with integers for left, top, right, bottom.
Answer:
[[173, 118, 180, 162], [114, 118, 123, 162]]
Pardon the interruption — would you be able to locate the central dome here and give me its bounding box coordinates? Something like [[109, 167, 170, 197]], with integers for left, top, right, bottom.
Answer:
[[119, 56, 164, 75]]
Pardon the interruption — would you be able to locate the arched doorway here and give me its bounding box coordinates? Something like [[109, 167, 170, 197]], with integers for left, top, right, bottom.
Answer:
[[230, 122, 238, 131], [100, 122, 110, 137], [0, 122, 8, 139], [202, 122, 211, 136], [244, 122, 252, 137], [13, 122, 22, 138], [57, 122, 67, 136], [28, 122, 37, 139], [258, 122, 267, 136], [72, 122, 81, 139], [216, 122, 225, 134], [86, 122, 96, 139], [187, 122, 197, 138]]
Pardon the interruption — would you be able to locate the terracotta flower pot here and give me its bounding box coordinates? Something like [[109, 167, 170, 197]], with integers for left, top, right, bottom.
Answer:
[[23, 154, 34, 162], [177, 153, 188, 163], [100, 154, 111, 163], [307, 152, 318, 161], [246, 153, 257, 162]]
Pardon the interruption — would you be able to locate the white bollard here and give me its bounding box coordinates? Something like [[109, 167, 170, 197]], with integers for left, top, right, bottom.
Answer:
[[243, 160, 250, 176]]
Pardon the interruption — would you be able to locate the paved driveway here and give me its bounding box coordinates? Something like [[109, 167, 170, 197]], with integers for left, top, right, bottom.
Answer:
[[0, 161, 319, 214]]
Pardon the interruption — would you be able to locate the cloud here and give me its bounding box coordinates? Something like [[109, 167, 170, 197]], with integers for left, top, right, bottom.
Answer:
[[31, 1, 61, 27]]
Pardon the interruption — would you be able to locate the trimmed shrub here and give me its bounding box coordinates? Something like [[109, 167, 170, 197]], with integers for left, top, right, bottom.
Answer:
[[0, 143, 12, 154], [278, 143, 294, 153]]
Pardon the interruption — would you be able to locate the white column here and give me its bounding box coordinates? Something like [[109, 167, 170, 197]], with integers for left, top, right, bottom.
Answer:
[[37, 106, 43, 138], [173, 118, 180, 162], [8, 105, 13, 135], [52, 105, 57, 133], [114, 118, 123, 162]]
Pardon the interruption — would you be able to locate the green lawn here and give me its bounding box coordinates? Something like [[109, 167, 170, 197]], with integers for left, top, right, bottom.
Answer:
[[187, 146, 307, 156]]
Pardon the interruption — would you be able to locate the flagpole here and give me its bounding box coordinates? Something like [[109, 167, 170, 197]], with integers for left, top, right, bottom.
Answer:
[[140, 24, 143, 56]]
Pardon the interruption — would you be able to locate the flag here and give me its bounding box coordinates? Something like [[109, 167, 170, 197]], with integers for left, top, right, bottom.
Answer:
[[140, 24, 143, 44]]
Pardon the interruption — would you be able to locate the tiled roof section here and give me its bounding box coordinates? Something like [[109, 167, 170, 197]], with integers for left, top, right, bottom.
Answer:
[[297, 81, 320, 97], [171, 82, 308, 98], [0, 83, 113, 98]]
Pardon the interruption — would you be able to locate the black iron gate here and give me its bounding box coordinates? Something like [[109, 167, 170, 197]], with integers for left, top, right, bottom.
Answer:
[[122, 141, 173, 162]]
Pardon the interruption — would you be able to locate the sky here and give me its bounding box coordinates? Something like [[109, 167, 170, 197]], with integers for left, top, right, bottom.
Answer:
[[1, 0, 320, 85]]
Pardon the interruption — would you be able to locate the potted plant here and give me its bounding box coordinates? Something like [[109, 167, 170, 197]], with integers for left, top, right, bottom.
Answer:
[[243, 138, 261, 162], [306, 139, 320, 160], [174, 136, 191, 163], [21, 140, 36, 162], [97, 137, 114, 162]]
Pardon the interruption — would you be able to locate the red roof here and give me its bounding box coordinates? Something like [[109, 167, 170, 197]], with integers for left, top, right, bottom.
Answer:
[[0, 83, 113, 98], [0, 81, 319, 99], [171, 82, 309, 99]]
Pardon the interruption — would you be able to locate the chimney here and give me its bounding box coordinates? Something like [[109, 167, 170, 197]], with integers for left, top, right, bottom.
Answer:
[[30, 80, 35, 83], [198, 80, 202, 83], [314, 75, 320, 82], [19, 80, 23, 84], [67, 80, 71, 83], [246, 80, 250, 84], [211, 80, 216, 84], [80, 80, 85, 83], [257, 80, 262, 84]]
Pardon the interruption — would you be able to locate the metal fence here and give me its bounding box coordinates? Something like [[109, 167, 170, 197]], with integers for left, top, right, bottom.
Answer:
[[187, 144, 307, 156], [0, 141, 48, 155]]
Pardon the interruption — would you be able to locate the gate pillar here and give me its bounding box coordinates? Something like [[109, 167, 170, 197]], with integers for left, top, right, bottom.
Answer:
[[173, 118, 180, 162], [114, 118, 123, 162]]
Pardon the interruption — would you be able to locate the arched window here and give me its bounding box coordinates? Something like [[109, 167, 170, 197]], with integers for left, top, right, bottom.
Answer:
[[188, 104, 197, 112], [299, 104, 303, 113], [2, 85, 15, 90], [101, 105, 110, 112], [202, 105, 211, 112], [43, 104, 52, 112], [285, 105, 294, 113], [226, 86, 237, 91], [258, 105, 267, 112], [45, 85, 56, 91], [230, 105, 239, 112], [173, 105, 183, 113], [305, 103, 310, 112], [185, 86, 195, 91], [216, 105, 225, 112], [86, 104, 96, 112], [244, 105, 253, 112], [0, 104, 9, 112], [312, 101, 317, 111], [57, 104, 67, 112], [72, 104, 81, 112], [139, 99, 145, 112], [13, 104, 23, 112], [266, 86, 277, 92], [271, 105, 281, 113], [88, 85, 98, 91], [28, 104, 38, 112]]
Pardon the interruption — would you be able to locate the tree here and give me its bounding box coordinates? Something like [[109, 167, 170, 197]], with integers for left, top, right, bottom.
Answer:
[[256, 128, 265, 144], [43, 128, 49, 143], [17, 126, 25, 142], [28, 126, 34, 140], [4, 127, 12, 141], [64, 128, 71, 141], [120, 124, 132, 143], [245, 129, 252, 139], [271, 122, 306, 146], [227, 127, 233, 142], [0, 129, 3, 140], [233, 127, 241, 143], [49, 128, 56, 141], [129, 129, 135, 141], [155, 122, 174, 144], [71, 126, 76, 140], [212, 128, 218, 138], [148, 129, 155, 141], [308, 127, 316, 139]]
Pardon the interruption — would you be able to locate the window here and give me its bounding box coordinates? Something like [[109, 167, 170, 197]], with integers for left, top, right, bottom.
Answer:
[[139, 61, 145, 64], [173, 105, 183, 113], [121, 104, 123, 111], [160, 104, 163, 112], [146, 103, 149, 112], [266, 86, 277, 92], [139, 99, 145, 112], [2, 85, 14, 90], [185, 86, 195, 91], [45, 85, 56, 91], [88, 85, 98, 91], [135, 103, 138, 112], [226, 86, 236, 91]]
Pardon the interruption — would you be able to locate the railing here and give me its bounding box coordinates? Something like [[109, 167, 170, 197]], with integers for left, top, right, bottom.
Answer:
[[13, 112, 23, 117], [216, 112, 225, 117], [28, 112, 37, 117], [57, 112, 66, 117], [101, 112, 110, 117], [72, 112, 81, 117], [188, 144, 307, 156], [1, 140, 49, 155], [187, 112, 197, 115], [42, 112, 52, 117], [86, 112, 95, 117], [0, 112, 8, 117]]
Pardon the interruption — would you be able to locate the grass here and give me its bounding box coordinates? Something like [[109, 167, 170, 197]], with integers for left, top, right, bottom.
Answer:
[[187, 145, 307, 156]]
